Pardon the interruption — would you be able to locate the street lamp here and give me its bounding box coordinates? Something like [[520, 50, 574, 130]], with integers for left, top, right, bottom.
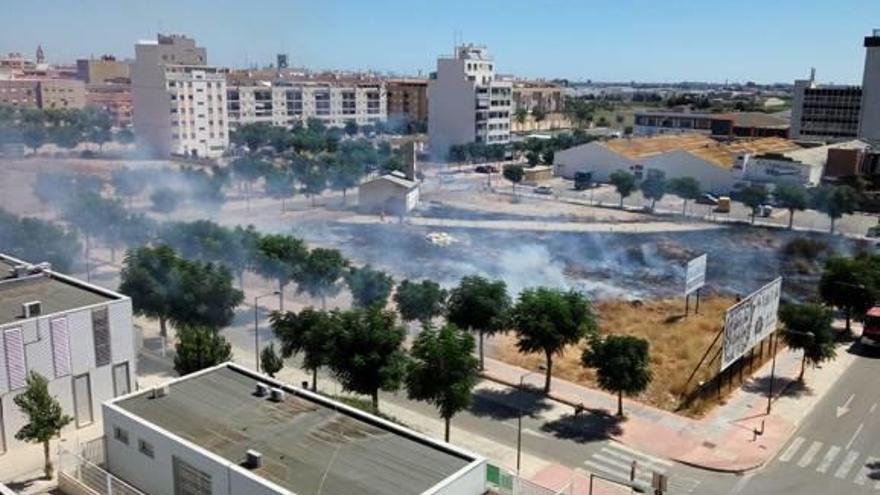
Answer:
[[767, 329, 814, 414], [516, 364, 546, 476], [254, 291, 280, 372]]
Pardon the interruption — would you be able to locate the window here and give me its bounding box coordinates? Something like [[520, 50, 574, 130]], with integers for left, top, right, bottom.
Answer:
[[92, 308, 111, 367], [173, 456, 212, 495], [3, 328, 25, 390], [113, 426, 129, 445], [0, 398, 5, 455], [50, 318, 71, 378], [138, 439, 154, 458], [73, 374, 93, 427], [113, 362, 130, 397]]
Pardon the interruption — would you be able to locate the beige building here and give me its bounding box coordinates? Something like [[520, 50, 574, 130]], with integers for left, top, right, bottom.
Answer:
[[38, 78, 86, 109], [0, 79, 40, 108], [76, 56, 130, 84], [511, 81, 569, 132], [86, 83, 133, 126], [386, 78, 428, 127]]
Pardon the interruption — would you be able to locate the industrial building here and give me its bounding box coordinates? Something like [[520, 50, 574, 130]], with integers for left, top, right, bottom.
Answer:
[[553, 133, 800, 193], [103, 363, 485, 495], [733, 140, 869, 187], [428, 44, 512, 157], [132, 34, 229, 158], [633, 111, 789, 139], [0, 253, 135, 462]]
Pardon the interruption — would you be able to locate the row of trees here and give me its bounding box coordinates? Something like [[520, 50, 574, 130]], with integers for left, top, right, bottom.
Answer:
[[230, 118, 422, 155], [0, 104, 132, 152], [447, 130, 595, 167]]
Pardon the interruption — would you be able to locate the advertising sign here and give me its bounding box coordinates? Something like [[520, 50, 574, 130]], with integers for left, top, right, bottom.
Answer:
[[721, 277, 782, 371], [685, 254, 707, 296]]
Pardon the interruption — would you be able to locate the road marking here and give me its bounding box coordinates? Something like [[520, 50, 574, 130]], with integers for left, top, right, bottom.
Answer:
[[582, 460, 631, 483], [815, 445, 841, 474], [731, 473, 754, 493], [797, 441, 823, 467], [779, 436, 805, 462], [522, 427, 548, 439], [871, 402, 877, 414], [854, 463, 870, 486], [608, 442, 674, 467], [837, 394, 855, 418], [846, 423, 864, 450], [591, 453, 651, 481], [600, 447, 668, 474], [834, 451, 859, 479]]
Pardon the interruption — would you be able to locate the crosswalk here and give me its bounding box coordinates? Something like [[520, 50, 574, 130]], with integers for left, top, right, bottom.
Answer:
[[778, 435, 880, 490], [579, 442, 701, 493]]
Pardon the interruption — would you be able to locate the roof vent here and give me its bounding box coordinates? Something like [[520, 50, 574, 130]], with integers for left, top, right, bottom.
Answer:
[[13, 264, 32, 278], [151, 384, 169, 399], [255, 383, 269, 397], [245, 450, 262, 469], [22, 301, 41, 318], [269, 387, 285, 402]]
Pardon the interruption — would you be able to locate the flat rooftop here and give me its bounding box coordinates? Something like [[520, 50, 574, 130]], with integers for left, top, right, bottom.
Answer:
[[0, 257, 116, 325], [115, 365, 474, 495], [604, 133, 800, 168]]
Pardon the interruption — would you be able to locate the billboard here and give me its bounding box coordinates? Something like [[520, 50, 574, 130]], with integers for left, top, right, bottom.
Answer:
[[685, 254, 707, 296], [721, 277, 782, 371]]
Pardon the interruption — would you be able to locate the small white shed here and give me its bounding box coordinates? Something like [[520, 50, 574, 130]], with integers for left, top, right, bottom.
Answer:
[[358, 171, 420, 215]]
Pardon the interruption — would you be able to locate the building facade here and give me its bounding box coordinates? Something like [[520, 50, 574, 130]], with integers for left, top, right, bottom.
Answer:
[[0, 79, 40, 108], [86, 83, 133, 127], [132, 34, 228, 158], [38, 78, 86, 109], [510, 81, 569, 132], [790, 70, 861, 142], [859, 30, 880, 145], [76, 56, 131, 84], [226, 78, 386, 129], [634, 111, 789, 139], [386, 78, 428, 128], [428, 44, 512, 157], [0, 254, 135, 462]]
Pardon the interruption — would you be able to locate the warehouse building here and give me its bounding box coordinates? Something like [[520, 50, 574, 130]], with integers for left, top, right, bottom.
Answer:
[[103, 363, 486, 495], [0, 253, 134, 469], [733, 139, 869, 187], [554, 133, 800, 193]]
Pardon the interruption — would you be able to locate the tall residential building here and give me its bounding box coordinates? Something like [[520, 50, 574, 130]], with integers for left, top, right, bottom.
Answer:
[[132, 34, 228, 158], [0, 254, 135, 472], [386, 78, 428, 128], [428, 44, 512, 157], [790, 69, 862, 142], [859, 29, 880, 145]]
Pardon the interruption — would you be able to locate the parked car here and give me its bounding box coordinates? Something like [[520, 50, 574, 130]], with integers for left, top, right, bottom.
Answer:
[[475, 165, 498, 174], [696, 193, 719, 206], [533, 185, 553, 195]]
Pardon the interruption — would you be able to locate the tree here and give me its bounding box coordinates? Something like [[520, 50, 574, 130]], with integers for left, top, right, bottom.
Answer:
[[406, 324, 479, 441], [503, 164, 524, 194], [22, 124, 46, 153], [815, 185, 860, 233], [150, 187, 179, 215], [14, 372, 73, 479], [260, 343, 284, 378], [446, 275, 510, 370], [298, 247, 348, 308], [344, 120, 359, 136], [0, 210, 81, 273], [301, 161, 328, 206], [774, 182, 809, 229], [668, 177, 701, 215], [582, 335, 652, 417], [818, 255, 876, 332], [532, 107, 547, 122], [173, 325, 233, 376], [609, 170, 637, 208], [111, 167, 147, 207], [264, 168, 296, 211], [394, 279, 447, 324], [526, 151, 541, 166], [271, 308, 339, 390], [231, 156, 270, 208], [736, 184, 768, 223], [114, 127, 134, 145], [448, 144, 467, 164], [640, 169, 666, 212], [329, 307, 408, 410], [346, 265, 394, 308], [118, 245, 179, 341], [514, 108, 528, 126], [779, 304, 836, 382], [328, 157, 364, 202], [169, 259, 244, 329], [510, 287, 598, 393], [255, 234, 308, 311]]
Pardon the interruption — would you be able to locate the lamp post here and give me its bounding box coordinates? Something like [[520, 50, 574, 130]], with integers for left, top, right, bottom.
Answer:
[[767, 329, 814, 414], [254, 291, 280, 372]]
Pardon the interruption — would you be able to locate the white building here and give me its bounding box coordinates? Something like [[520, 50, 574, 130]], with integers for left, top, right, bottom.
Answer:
[[0, 254, 134, 467], [132, 34, 229, 158], [859, 30, 880, 145], [358, 171, 420, 215], [103, 363, 486, 495], [428, 44, 512, 158], [227, 79, 386, 129]]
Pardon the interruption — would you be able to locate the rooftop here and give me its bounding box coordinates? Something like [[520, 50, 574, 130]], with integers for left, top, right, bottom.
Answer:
[[604, 133, 800, 168], [113, 365, 475, 495], [0, 255, 117, 326]]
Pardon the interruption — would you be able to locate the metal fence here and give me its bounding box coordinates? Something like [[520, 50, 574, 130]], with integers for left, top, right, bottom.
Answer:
[[486, 464, 572, 495], [58, 448, 144, 495]]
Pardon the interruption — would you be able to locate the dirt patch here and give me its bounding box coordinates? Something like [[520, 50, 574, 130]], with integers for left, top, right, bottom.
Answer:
[[495, 296, 738, 414]]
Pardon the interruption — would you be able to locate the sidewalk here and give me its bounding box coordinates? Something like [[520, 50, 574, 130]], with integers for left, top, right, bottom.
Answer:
[[481, 337, 859, 473]]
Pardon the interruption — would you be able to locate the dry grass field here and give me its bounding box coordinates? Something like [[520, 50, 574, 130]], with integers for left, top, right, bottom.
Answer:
[[496, 295, 762, 415]]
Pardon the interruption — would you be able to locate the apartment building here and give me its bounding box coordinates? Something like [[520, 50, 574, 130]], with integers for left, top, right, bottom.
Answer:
[[386, 78, 428, 128], [859, 29, 880, 145], [76, 56, 130, 84], [428, 44, 512, 157], [38, 78, 86, 109], [0, 79, 40, 108], [102, 362, 485, 495], [86, 82, 133, 127], [510, 81, 568, 133], [132, 34, 228, 158], [0, 253, 135, 465], [789, 69, 862, 142], [226, 77, 386, 129]]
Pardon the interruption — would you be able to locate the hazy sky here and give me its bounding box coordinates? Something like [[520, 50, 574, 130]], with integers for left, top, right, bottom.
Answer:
[[3, 0, 879, 84]]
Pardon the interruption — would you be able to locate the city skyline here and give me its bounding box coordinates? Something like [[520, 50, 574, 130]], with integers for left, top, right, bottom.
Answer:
[[3, 0, 880, 84]]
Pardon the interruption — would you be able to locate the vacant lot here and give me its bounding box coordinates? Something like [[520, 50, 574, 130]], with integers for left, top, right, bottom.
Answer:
[[496, 296, 743, 414]]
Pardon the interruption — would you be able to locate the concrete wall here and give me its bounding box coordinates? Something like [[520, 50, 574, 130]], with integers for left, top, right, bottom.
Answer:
[[423, 460, 486, 495], [358, 180, 418, 215], [860, 42, 880, 145], [642, 150, 736, 194], [552, 141, 634, 181], [132, 43, 173, 158], [0, 298, 134, 455]]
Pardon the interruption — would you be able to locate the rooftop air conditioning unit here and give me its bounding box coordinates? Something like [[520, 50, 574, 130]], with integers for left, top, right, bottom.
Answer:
[[245, 450, 262, 469], [152, 385, 169, 399], [269, 388, 285, 402], [14, 264, 32, 278], [22, 301, 41, 318], [255, 383, 269, 397]]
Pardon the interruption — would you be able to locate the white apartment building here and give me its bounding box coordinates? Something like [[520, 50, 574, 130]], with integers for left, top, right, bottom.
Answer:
[[859, 30, 880, 145], [428, 44, 512, 158], [132, 34, 229, 158], [0, 254, 135, 468], [226, 79, 386, 129]]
